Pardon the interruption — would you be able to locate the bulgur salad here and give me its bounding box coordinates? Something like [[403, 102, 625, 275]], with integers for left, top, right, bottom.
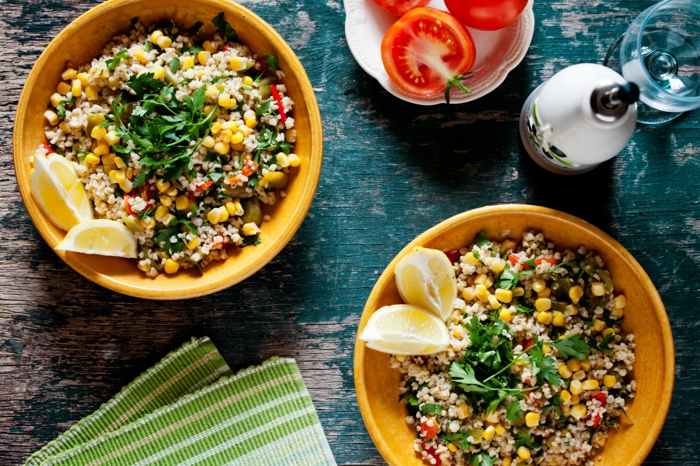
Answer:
[[392, 232, 635, 466], [36, 13, 299, 276]]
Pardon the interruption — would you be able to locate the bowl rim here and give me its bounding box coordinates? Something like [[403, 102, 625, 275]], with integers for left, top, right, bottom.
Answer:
[[354, 204, 675, 466], [13, 0, 323, 300]]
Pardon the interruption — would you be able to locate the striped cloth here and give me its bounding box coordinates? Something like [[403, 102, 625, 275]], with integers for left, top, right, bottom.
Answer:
[[26, 337, 336, 466]]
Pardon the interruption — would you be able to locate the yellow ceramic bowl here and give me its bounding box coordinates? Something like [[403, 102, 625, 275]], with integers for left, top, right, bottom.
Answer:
[[13, 0, 323, 299], [355, 205, 674, 466]]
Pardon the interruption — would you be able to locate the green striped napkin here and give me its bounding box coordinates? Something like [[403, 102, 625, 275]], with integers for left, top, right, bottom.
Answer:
[[26, 336, 336, 466]]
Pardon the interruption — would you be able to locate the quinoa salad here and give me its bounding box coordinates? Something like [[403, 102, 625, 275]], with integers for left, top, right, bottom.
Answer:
[[392, 232, 636, 466], [38, 13, 299, 276]]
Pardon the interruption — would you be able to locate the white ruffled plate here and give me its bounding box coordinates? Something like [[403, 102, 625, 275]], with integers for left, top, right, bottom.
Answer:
[[344, 0, 535, 105]]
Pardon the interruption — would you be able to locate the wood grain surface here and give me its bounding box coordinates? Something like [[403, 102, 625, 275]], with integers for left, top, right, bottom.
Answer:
[[1, 0, 698, 464]]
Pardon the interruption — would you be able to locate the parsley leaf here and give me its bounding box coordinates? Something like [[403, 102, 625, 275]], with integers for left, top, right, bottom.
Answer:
[[514, 432, 541, 450], [506, 400, 523, 421], [106, 49, 129, 71], [515, 304, 536, 315], [56, 96, 75, 121], [470, 452, 497, 466], [449, 361, 488, 394], [528, 338, 562, 386], [495, 265, 519, 290], [474, 231, 491, 247], [239, 234, 261, 248], [188, 21, 204, 34], [264, 54, 279, 70], [420, 403, 443, 416], [127, 72, 167, 99], [212, 12, 239, 42], [551, 334, 590, 360], [439, 432, 471, 450], [399, 391, 418, 407], [169, 57, 180, 74]]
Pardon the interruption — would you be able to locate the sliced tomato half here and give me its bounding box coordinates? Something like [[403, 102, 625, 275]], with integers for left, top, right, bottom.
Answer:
[[381, 7, 477, 102], [372, 0, 429, 16]]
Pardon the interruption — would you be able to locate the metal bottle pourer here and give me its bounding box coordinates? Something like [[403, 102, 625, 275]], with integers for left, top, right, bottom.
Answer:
[[591, 81, 641, 122]]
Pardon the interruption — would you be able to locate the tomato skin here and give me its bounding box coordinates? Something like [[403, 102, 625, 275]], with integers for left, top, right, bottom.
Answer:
[[444, 0, 528, 31], [372, 0, 429, 16], [381, 8, 476, 99]]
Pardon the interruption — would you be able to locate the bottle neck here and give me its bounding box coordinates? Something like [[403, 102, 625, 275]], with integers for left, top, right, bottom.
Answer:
[[590, 80, 640, 123]]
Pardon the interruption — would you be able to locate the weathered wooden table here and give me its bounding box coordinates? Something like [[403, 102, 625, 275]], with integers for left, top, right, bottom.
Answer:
[[1, 0, 697, 464]]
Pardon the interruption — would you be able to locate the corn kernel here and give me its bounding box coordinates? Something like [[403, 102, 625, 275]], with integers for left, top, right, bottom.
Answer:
[[532, 279, 546, 292], [560, 390, 572, 404], [50, 93, 63, 107], [156, 179, 171, 193], [558, 364, 572, 379], [592, 432, 607, 448], [542, 344, 551, 354], [220, 129, 233, 143], [463, 253, 479, 266], [160, 196, 172, 208], [490, 258, 506, 273], [592, 318, 606, 332], [552, 311, 565, 327], [512, 286, 525, 297], [150, 30, 163, 43], [453, 326, 462, 339], [288, 154, 301, 167], [231, 142, 245, 152], [242, 222, 260, 236], [165, 186, 178, 197], [70, 79, 82, 97], [457, 402, 470, 419], [604, 375, 617, 388], [218, 206, 229, 222], [91, 126, 107, 140], [276, 152, 290, 168], [501, 239, 516, 252], [565, 304, 578, 316], [517, 446, 531, 460], [44, 110, 59, 125], [104, 132, 120, 147], [535, 298, 551, 312], [569, 380, 583, 395], [602, 328, 615, 337], [134, 48, 150, 64], [120, 178, 133, 193], [239, 125, 252, 136], [245, 116, 258, 128], [218, 93, 233, 107], [462, 287, 476, 301], [495, 289, 513, 303], [201, 136, 215, 148], [488, 294, 501, 310], [591, 282, 606, 296], [483, 425, 495, 440], [571, 394, 580, 405], [230, 56, 248, 72], [181, 56, 195, 71], [610, 307, 624, 319], [156, 35, 172, 49], [525, 289, 532, 298], [474, 273, 488, 285], [59, 121, 71, 133], [154, 205, 169, 222], [475, 284, 490, 302], [175, 195, 189, 211], [203, 40, 217, 53], [164, 258, 179, 274], [197, 50, 211, 65], [151, 65, 165, 80], [207, 208, 221, 224], [537, 287, 551, 299], [211, 122, 222, 134], [570, 404, 587, 420], [499, 308, 512, 322], [214, 141, 229, 154], [582, 379, 599, 391], [536, 311, 552, 325], [140, 217, 155, 229], [108, 170, 118, 184], [567, 358, 581, 372], [572, 370, 586, 380], [57, 81, 71, 95], [502, 457, 512, 466], [85, 84, 99, 101], [486, 410, 500, 423], [114, 170, 126, 184], [447, 443, 457, 453], [494, 423, 506, 435], [569, 285, 584, 303], [62, 68, 76, 80], [525, 412, 540, 427], [84, 153, 100, 165], [580, 360, 591, 371], [613, 295, 627, 308], [395, 354, 406, 362], [77, 72, 90, 86]]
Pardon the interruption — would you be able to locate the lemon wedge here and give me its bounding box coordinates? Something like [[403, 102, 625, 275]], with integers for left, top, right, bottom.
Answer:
[[359, 304, 450, 355], [29, 152, 93, 231], [394, 246, 457, 322], [56, 219, 138, 258]]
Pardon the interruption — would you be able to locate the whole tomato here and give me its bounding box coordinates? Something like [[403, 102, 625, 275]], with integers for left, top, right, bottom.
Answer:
[[372, 0, 429, 16], [444, 0, 528, 31]]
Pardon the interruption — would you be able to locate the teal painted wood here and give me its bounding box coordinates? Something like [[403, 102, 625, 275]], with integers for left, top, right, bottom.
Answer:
[[0, 0, 698, 464]]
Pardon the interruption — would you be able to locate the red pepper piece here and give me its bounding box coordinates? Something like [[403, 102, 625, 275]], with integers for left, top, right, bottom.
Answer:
[[419, 442, 442, 466], [223, 45, 234, 52], [40, 142, 55, 155], [420, 417, 439, 440], [444, 250, 460, 264], [123, 194, 136, 216], [270, 84, 287, 123], [196, 180, 214, 191], [241, 161, 258, 177], [523, 338, 534, 350], [509, 253, 532, 269], [593, 392, 608, 407]]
